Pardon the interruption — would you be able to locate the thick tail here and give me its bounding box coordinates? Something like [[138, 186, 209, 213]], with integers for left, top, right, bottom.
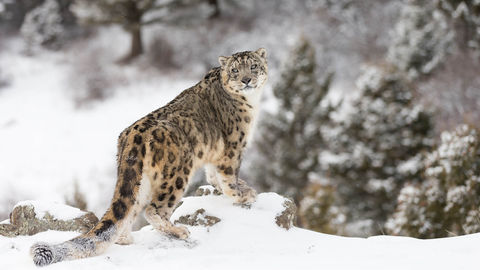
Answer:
[[30, 205, 129, 267], [31, 184, 142, 266], [31, 131, 146, 267]]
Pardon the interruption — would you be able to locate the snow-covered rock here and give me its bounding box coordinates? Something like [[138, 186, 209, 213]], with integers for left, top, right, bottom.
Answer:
[[1, 192, 480, 269], [194, 185, 222, 197], [174, 187, 296, 230], [175, 208, 221, 227], [0, 201, 98, 237]]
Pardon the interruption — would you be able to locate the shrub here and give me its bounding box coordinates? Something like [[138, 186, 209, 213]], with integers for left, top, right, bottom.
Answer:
[[386, 125, 480, 238]]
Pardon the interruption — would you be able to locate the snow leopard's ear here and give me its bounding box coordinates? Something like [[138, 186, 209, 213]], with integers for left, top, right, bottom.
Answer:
[[218, 56, 229, 67], [255, 48, 267, 59]]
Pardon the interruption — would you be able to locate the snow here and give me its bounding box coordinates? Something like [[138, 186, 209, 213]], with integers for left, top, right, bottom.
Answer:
[[453, 2, 469, 19], [20, 0, 63, 50], [1, 2, 479, 267], [196, 185, 216, 194], [319, 150, 348, 166], [397, 155, 422, 175], [1, 192, 480, 269], [445, 186, 468, 212], [386, 1, 453, 78], [171, 192, 286, 227], [0, 36, 195, 218], [13, 200, 87, 220], [0, 0, 402, 221]]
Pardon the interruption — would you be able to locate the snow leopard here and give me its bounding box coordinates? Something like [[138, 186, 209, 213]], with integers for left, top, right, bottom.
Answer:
[[30, 48, 268, 266]]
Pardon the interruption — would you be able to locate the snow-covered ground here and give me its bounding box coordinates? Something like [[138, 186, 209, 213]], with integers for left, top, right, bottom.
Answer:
[[0, 25, 285, 219], [2, 6, 479, 268], [0, 35, 196, 218], [1, 192, 479, 270], [0, 2, 398, 219]]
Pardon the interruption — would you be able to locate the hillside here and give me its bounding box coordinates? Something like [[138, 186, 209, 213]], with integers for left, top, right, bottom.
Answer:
[[0, 190, 478, 270]]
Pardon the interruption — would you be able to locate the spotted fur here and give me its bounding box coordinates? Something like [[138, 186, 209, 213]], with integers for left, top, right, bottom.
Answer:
[[30, 48, 268, 267]]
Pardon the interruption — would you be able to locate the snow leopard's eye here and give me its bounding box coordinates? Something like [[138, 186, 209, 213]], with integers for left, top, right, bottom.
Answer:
[[231, 68, 239, 73], [250, 64, 257, 70]]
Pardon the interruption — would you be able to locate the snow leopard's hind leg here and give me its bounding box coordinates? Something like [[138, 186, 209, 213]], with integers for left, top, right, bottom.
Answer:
[[144, 184, 190, 239]]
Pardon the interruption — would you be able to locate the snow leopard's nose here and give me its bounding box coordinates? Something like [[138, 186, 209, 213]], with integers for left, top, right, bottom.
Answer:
[[241, 77, 252, 85]]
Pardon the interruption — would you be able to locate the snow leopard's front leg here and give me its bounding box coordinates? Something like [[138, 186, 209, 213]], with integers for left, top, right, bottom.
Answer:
[[214, 160, 256, 204], [205, 164, 222, 192]]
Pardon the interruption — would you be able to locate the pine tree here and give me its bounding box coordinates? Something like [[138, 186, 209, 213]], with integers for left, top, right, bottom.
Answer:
[[437, 0, 480, 54], [326, 66, 434, 233], [20, 0, 64, 51], [386, 125, 480, 238], [298, 182, 345, 235], [0, 0, 44, 31], [387, 0, 453, 78], [251, 37, 335, 202]]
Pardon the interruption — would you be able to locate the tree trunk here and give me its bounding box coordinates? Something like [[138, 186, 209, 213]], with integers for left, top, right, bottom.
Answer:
[[119, 27, 143, 64], [208, 0, 220, 19], [118, 0, 144, 64], [129, 26, 143, 58]]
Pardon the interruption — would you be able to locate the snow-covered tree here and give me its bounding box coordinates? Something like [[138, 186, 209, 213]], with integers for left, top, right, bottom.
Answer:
[[1, 0, 76, 34], [20, 0, 64, 51], [437, 0, 480, 54], [387, 0, 454, 79], [326, 66, 434, 232], [251, 37, 335, 202], [298, 182, 345, 235], [386, 125, 480, 238], [71, 0, 212, 62], [0, 0, 43, 31]]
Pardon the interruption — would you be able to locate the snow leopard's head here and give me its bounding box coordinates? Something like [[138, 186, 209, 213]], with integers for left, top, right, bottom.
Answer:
[[219, 48, 268, 94]]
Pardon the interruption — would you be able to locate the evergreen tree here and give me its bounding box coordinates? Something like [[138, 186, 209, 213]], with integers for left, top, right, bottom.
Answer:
[[0, 0, 44, 31], [386, 125, 480, 238], [20, 0, 64, 51], [387, 0, 453, 78], [1, 0, 77, 35], [437, 0, 480, 55], [326, 66, 434, 233], [251, 37, 335, 202], [298, 182, 345, 235]]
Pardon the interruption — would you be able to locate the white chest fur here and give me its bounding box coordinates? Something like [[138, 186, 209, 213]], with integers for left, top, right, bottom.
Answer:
[[243, 86, 264, 145]]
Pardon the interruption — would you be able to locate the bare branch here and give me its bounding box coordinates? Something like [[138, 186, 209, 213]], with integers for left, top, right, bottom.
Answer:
[[141, 17, 168, 25]]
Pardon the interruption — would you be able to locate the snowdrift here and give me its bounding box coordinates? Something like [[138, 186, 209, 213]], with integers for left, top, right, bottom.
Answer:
[[0, 188, 478, 270]]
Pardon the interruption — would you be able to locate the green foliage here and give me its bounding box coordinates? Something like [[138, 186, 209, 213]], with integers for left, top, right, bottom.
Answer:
[[298, 182, 345, 235], [20, 0, 64, 51], [437, 0, 480, 53], [387, 125, 480, 238], [326, 66, 434, 229], [252, 37, 335, 202], [387, 0, 453, 78]]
